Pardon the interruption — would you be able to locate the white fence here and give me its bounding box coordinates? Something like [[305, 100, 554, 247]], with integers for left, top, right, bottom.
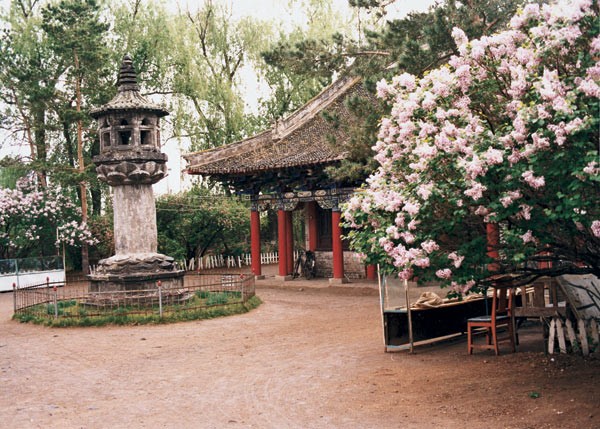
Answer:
[[176, 251, 299, 271], [0, 256, 66, 292]]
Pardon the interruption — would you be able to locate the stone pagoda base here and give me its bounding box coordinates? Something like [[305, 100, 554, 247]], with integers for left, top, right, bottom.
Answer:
[[88, 252, 185, 292]]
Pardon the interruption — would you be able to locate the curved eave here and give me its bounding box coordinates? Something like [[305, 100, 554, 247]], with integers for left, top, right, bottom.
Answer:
[[90, 105, 169, 118], [90, 89, 169, 118], [187, 155, 344, 176]]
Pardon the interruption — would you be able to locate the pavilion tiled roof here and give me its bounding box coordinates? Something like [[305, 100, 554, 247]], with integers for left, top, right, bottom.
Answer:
[[184, 75, 367, 175]]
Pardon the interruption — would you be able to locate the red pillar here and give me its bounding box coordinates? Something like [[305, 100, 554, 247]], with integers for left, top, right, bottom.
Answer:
[[366, 264, 377, 280], [250, 208, 261, 277], [486, 223, 500, 272], [285, 210, 294, 274], [332, 209, 344, 280], [306, 202, 318, 251], [277, 209, 288, 277]]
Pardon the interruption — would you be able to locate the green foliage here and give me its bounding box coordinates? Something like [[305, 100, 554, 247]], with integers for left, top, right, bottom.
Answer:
[[15, 295, 262, 327], [156, 186, 251, 263], [166, 2, 273, 151], [0, 159, 28, 189], [87, 213, 114, 263]]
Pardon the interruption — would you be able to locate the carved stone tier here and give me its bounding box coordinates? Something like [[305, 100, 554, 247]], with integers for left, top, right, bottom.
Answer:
[[94, 252, 176, 275], [88, 270, 185, 293], [94, 152, 167, 186], [89, 253, 185, 293]]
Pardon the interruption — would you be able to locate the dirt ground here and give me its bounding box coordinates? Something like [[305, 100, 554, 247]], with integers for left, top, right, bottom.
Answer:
[[1, 268, 599, 429]]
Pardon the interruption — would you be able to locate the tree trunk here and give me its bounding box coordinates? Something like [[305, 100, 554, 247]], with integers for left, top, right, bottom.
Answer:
[[90, 134, 102, 216], [33, 106, 48, 187], [75, 50, 89, 274]]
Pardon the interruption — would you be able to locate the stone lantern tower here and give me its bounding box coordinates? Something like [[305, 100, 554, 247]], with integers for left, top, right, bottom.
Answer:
[[88, 54, 184, 292]]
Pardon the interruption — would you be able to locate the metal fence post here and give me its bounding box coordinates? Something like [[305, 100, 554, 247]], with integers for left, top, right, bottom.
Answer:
[[157, 280, 163, 317], [12, 283, 17, 313], [53, 284, 58, 319]]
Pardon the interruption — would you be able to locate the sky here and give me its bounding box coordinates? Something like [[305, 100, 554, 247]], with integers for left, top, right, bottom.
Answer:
[[0, 0, 437, 194]]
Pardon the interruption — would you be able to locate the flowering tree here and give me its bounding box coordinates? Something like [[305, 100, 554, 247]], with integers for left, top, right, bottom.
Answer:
[[343, 0, 600, 294], [0, 177, 97, 260]]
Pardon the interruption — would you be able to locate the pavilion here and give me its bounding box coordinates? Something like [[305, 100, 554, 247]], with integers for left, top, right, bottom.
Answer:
[[184, 73, 376, 283]]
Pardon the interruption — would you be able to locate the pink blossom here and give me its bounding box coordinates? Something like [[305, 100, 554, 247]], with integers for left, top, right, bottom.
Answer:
[[548, 122, 568, 146], [583, 161, 598, 175], [509, 65, 529, 97], [448, 252, 465, 268], [413, 144, 437, 159], [399, 232, 416, 244], [421, 240, 440, 254], [376, 79, 392, 99], [510, 3, 540, 29], [536, 105, 551, 119], [398, 269, 414, 280], [450, 280, 477, 296], [418, 121, 438, 138], [402, 201, 421, 216], [500, 190, 523, 208], [413, 257, 430, 268], [427, 66, 455, 97], [538, 68, 563, 102], [522, 170, 546, 189], [392, 72, 417, 91], [483, 147, 503, 165], [436, 268, 452, 279], [386, 225, 400, 239], [452, 27, 468, 53], [453, 96, 471, 110], [531, 133, 550, 151], [464, 182, 487, 201], [578, 77, 600, 97], [455, 64, 471, 92], [591, 220, 600, 238], [565, 117, 585, 134], [394, 213, 406, 227], [474, 206, 490, 217], [591, 36, 600, 54], [521, 230, 535, 244], [421, 91, 437, 109], [417, 183, 434, 200], [407, 219, 420, 231], [507, 149, 521, 165], [462, 155, 486, 179]]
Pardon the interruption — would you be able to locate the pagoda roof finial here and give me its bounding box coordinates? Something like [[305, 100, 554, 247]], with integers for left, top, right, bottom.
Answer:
[[90, 53, 168, 119], [117, 54, 139, 92]]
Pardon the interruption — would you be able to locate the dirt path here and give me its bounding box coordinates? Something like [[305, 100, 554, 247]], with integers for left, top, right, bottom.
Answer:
[[1, 274, 599, 429]]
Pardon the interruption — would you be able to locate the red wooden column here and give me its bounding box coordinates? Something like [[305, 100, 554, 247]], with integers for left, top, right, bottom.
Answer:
[[306, 201, 318, 251], [366, 264, 377, 280], [277, 209, 288, 277], [331, 208, 346, 283], [285, 210, 294, 274], [486, 223, 500, 272], [250, 208, 262, 277]]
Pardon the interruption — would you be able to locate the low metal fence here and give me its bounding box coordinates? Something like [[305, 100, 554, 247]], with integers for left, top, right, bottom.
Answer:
[[13, 273, 255, 322]]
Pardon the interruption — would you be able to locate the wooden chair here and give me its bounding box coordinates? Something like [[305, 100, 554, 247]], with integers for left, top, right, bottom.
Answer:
[[467, 286, 516, 355]]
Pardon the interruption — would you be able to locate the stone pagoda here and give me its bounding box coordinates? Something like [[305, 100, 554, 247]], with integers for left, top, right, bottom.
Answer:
[[88, 54, 184, 292]]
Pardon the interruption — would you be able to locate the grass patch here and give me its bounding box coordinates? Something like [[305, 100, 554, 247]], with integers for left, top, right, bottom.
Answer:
[[13, 295, 262, 327]]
